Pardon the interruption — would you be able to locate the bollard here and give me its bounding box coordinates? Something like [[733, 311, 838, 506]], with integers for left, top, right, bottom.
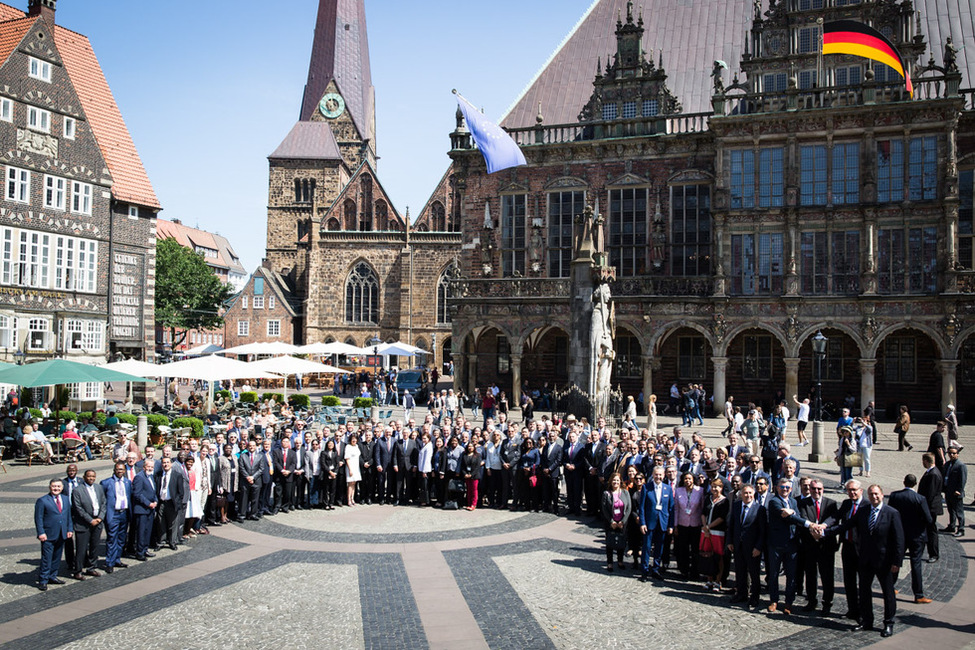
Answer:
[[808, 420, 828, 463], [137, 414, 148, 450]]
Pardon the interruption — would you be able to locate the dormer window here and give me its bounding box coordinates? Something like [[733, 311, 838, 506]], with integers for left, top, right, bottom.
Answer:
[[28, 56, 51, 82]]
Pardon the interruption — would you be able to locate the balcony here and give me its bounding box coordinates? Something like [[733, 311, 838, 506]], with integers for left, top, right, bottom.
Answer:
[[500, 112, 711, 147], [450, 277, 570, 299], [611, 276, 713, 297]]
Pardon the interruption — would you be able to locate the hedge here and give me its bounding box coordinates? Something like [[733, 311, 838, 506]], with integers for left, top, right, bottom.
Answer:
[[216, 390, 232, 401], [321, 395, 341, 407], [117, 413, 138, 426], [353, 397, 374, 409], [239, 392, 258, 404], [261, 392, 284, 404], [172, 417, 204, 437], [146, 413, 170, 434], [289, 393, 310, 409]]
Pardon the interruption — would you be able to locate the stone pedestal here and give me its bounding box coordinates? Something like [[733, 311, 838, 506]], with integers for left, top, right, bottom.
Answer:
[[783, 357, 800, 406], [452, 353, 464, 392], [711, 356, 728, 418], [568, 259, 595, 391], [511, 353, 523, 408], [859, 359, 877, 413], [939, 359, 959, 413], [808, 420, 828, 463], [137, 415, 148, 450]]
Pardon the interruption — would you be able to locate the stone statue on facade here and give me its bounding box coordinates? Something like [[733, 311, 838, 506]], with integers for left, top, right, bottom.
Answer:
[[944, 36, 959, 73], [590, 281, 615, 418]]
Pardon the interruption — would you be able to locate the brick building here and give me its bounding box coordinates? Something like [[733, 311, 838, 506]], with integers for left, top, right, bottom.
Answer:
[[445, 0, 975, 419], [0, 0, 159, 399], [259, 0, 459, 370], [221, 265, 301, 350]]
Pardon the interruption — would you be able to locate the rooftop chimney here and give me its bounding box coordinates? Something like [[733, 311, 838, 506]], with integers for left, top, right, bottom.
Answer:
[[27, 0, 56, 22]]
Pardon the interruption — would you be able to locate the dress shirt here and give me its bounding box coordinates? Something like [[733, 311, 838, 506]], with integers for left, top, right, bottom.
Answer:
[[114, 478, 128, 510]]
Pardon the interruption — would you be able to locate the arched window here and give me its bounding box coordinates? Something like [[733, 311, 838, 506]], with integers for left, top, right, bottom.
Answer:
[[345, 262, 379, 324], [344, 199, 357, 231], [375, 200, 388, 231], [437, 266, 455, 325], [294, 178, 315, 203], [431, 201, 446, 231], [326, 217, 341, 231], [359, 176, 373, 231]]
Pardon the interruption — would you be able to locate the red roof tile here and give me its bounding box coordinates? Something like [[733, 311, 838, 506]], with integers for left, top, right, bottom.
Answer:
[[0, 16, 33, 68], [54, 24, 160, 209]]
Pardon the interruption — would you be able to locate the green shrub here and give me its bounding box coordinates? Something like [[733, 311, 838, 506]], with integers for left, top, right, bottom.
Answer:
[[353, 397, 374, 409], [29, 408, 43, 419], [172, 416, 204, 438], [261, 392, 284, 404], [239, 392, 258, 404], [54, 410, 77, 422], [146, 413, 170, 434], [216, 389, 232, 401], [117, 413, 138, 426], [321, 395, 341, 407], [289, 393, 310, 409], [93, 412, 107, 427]]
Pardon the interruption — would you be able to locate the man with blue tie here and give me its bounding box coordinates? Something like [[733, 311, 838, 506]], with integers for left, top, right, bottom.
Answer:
[[34, 478, 72, 590], [639, 466, 675, 581], [766, 477, 819, 614], [100, 462, 131, 573], [727, 483, 766, 608]]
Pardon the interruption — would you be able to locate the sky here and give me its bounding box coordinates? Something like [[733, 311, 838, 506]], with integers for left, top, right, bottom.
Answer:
[[41, 0, 595, 273]]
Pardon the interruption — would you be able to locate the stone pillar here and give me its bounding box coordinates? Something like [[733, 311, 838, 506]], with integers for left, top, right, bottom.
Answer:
[[137, 414, 148, 450], [452, 353, 464, 392], [939, 359, 959, 414], [858, 359, 877, 415], [783, 357, 800, 406], [642, 355, 654, 416], [511, 353, 523, 409], [809, 420, 828, 463], [711, 356, 728, 418], [467, 354, 477, 395]]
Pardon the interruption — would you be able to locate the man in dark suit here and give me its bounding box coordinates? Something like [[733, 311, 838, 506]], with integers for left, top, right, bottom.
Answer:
[[888, 474, 933, 604], [765, 478, 817, 614], [727, 483, 766, 608], [726, 434, 749, 464], [70, 469, 106, 580], [942, 447, 967, 536], [201, 441, 220, 524], [272, 436, 297, 513], [832, 479, 866, 621], [501, 429, 522, 509], [156, 456, 186, 550], [739, 455, 770, 487], [237, 439, 264, 520], [374, 429, 396, 504], [639, 466, 675, 581], [562, 430, 586, 515], [34, 478, 72, 590], [394, 431, 418, 505], [584, 431, 606, 516], [540, 431, 564, 514], [918, 453, 943, 561], [131, 461, 157, 561], [798, 479, 839, 614], [100, 462, 131, 573], [61, 464, 81, 576], [831, 484, 905, 638]]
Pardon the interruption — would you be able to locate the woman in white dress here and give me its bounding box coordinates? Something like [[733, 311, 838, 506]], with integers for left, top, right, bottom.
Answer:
[[344, 434, 362, 506], [183, 456, 204, 536]]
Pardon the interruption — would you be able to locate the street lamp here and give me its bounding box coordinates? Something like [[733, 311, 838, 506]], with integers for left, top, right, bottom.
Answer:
[[811, 330, 828, 422]]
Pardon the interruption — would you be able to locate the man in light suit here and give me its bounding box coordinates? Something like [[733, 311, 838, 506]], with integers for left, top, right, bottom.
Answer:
[[727, 483, 766, 608], [887, 474, 933, 604], [34, 478, 72, 590], [237, 439, 264, 520], [918, 453, 943, 561], [540, 431, 564, 515], [100, 462, 131, 573], [639, 465, 675, 581], [70, 469, 106, 580]]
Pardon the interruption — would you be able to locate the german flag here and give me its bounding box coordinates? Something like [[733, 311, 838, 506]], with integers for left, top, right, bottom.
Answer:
[[823, 20, 913, 96]]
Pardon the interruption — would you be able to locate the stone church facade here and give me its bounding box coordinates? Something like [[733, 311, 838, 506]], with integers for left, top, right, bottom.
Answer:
[[446, 0, 975, 419]]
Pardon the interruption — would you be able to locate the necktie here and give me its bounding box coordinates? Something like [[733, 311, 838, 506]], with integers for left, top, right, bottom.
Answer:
[[162, 473, 169, 499], [117, 479, 127, 509], [741, 504, 748, 526], [128, 467, 135, 481], [55, 495, 62, 512], [815, 500, 821, 522], [869, 506, 879, 533]]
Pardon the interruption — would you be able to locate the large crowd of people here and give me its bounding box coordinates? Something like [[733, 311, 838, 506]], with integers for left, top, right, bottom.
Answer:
[[29, 385, 969, 640]]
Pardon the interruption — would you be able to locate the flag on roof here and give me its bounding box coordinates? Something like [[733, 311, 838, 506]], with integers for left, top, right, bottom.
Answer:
[[455, 92, 526, 174], [823, 20, 913, 97]]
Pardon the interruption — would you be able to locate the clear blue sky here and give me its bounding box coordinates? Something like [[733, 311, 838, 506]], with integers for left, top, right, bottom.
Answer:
[[45, 0, 594, 273]]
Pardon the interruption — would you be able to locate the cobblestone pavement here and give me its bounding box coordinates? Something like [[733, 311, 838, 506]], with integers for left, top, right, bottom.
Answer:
[[0, 414, 971, 649]]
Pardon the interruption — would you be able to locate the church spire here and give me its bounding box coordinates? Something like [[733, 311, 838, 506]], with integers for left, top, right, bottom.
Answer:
[[298, 0, 375, 144]]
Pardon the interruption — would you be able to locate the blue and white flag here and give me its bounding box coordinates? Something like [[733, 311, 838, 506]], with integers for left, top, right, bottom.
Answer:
[[456, 93, 526, 174]]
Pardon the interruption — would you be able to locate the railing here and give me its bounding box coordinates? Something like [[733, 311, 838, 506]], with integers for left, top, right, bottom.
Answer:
[[611, 275, 713, 297], [504, 112, 712, 146], [449, 277, 570, 299]]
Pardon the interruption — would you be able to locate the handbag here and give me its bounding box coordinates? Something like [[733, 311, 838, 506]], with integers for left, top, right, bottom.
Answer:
[[448, 478, 466, 494], [215, 495, 227, 509], [844, 452, 863, 468]]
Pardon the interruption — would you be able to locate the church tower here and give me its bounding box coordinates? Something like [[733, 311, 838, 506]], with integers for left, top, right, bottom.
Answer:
[[264, 0, 377, 291]]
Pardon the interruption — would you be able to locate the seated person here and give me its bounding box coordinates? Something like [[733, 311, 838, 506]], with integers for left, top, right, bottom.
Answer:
[[61, 421, 94, 460], [104, 410, 120, 430], [78, 416, 99, 435], [22, 424, 53, 464], [150, 400, 164, 413]]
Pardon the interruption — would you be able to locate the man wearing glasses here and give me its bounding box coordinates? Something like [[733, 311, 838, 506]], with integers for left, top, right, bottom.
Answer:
[[740, 455, 770, 487], [798, 479, 839, 614], [765, 478, 822, 614]]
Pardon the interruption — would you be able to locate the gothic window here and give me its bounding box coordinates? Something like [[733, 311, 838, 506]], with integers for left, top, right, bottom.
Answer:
[[883, 337, 916, 383], [375, 200, 388, 231], [878, 227, 937, 294], [670, 184, 711, 276], [609, 187, 647, 277], [501, 194, 526, 277], [344, 199, 357, 231], [294, 178, 315, 203], [730, 232, 783, 295], [548, 191, 584, 278], [800, 231, 860, 295], [743, 335, 773, 380], [730, 148, 783, 209], [345, 262, 379, 324], [960, 169, 974, 269], [431, 201, 446, 231], [878, 136, 937, 202], [822, 337, 844, 382], [612, 333, 641, 379], [437, 265, 456, 325], [359, 176, 373, 231], [678, 336, 707, 380], [326, 217, 341, 231]]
